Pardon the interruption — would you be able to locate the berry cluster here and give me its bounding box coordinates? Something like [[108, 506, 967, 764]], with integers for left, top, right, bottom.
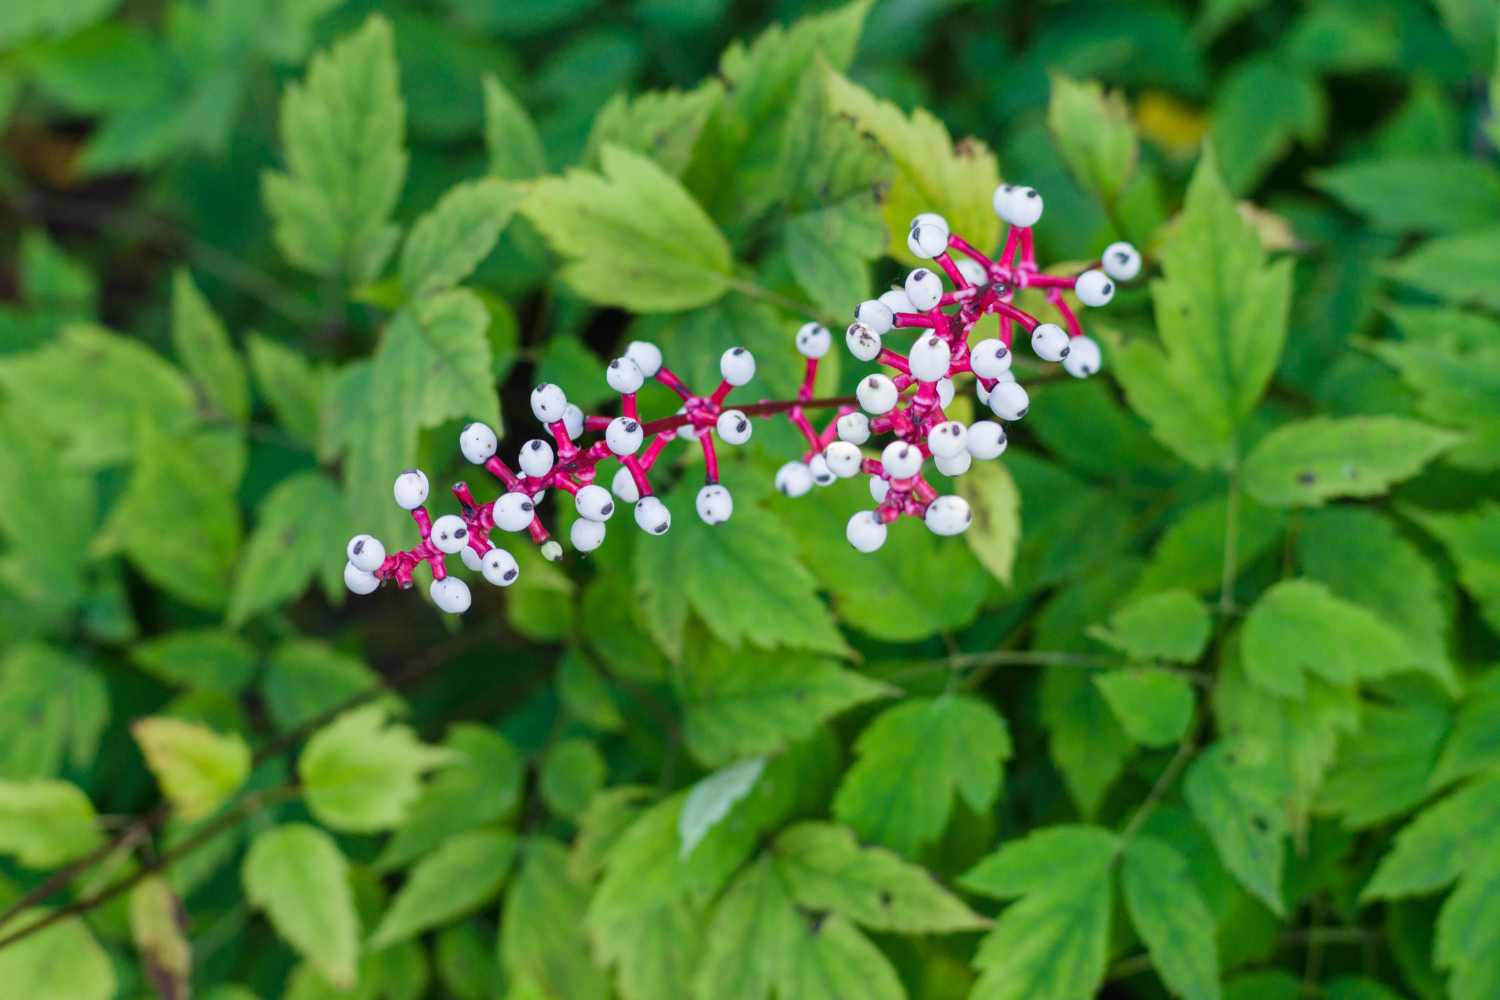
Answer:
[[344, 183, 1138, 612]]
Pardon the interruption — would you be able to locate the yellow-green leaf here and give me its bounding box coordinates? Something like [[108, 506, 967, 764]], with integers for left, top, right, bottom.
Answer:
[[298, 703, 454, 832], [132, 717, 250, 821], [0, 779, 102, 868], [243, 823, 360, 988]]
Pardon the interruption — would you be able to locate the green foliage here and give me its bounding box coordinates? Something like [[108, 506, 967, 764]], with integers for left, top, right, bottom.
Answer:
[[1, 2, 1498, 997]]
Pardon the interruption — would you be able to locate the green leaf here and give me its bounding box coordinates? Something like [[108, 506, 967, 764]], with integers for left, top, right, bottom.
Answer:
[[540, 738, 606, 820], [1183, 742, 1287, 915], [93, 419, 241, 609], [1121, 836, 1221, 1000], [131, 716, 250, 821], [407, 289, 502, 428], [399, 178, 520, 298], [376, 724, 523, 871], [1109, 148, 1293, 468], [1046, 72, 1138, 201], [557, 653, 624, 732], [247, 333, 324, 449], [0, 779, 102, 868], [129, 876, 191, 1000], [1407, 503, 1500, 635], [1384, 226, 1500, 310], [1093, 669, 1195, 748], [481, 74, 546, 181], [1241, 579, 1414, 698], [833, 696, 1011, 857], [634, 479, 847, 659], [1210, 57, 1324, 193], [171, 270, 249, 424], [1362, 774, 1500, 900], [1242, 416, 1457, 507], [1041, 664, 1132, 819], [504, 837, 613, 998], [674, 640, 892, 767], [243, 823, 360, 989], [1376, 339, 1500, 471], [1321, 701, 1449, 828], [0, 0, 119, 46], [1311, 156, 1500, 233], [298, 704, 454, 832], [679, 757, 766, 860], [0, 324, 194, 468], [1299, 507, 1458, 693], [1091, 589, 1211, 663], [521, 144, 733, 312], [0, 910, 115, 1000], [228, 471, 343, 627], [0, 403, 95, 613], [773, 821, 988, 933], [824, 64, 1000, 264], [585, 82, 723, 178], [263, 15, 407, 284], [131, 629, 258, 693], [961, 826, 1117, 1000], [957, 460, 1021, 586], [262, 639, 382, 732], [369, 830, 518, 948], [1434, 842, 1500, 1000], [0, 643, 109, 780], [1432, 672, 1500, 789]]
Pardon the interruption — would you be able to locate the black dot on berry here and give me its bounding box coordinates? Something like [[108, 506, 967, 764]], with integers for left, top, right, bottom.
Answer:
[[654, 522, 667, 534], [1025, 189, 1037, 198], [736, 420, 748, 433], [1102, 282, 1113, 294], [1060, 346, 1070, 358], [504, 569, 517, 581], [1116, 251, 1129, 261], [625, 420, 638, 431], [601, 502, 613, 517], [732, 347, 744, 355], [352, 540, 364, 554], [521, 502, 533, 512], [455, 528, 466, 538]]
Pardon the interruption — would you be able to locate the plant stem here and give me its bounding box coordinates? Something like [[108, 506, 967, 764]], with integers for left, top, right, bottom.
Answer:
[[1116, 711, 1203, 852], [639, 395, 856, 436], [1219, 468, 1242, 615]]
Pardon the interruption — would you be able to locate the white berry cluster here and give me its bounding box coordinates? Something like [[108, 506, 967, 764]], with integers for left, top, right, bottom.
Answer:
[[777, 184, 1140, 553]]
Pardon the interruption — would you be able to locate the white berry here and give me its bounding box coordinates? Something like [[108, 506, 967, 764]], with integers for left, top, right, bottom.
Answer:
[[905, 268, 943, 311], [1063, 335, 1102, 378], [634, 496, 671, 535], [531, 383, 567, 424], [846, 322, 882, 362], [518, 438, 555, 477], [393, 470, 429, 510], [993, 183, 1043, 228], [808, 453, 836, 486], [966, 420, 1008, 459], [482, 548, 519, 586], [937, 377, 956, 408], [869, 477, 890, 503], [1031, 322, 1071, 363], [575, 484, 615, 522], [346, 534, 385, 573], [460, 546, 483, 572], [611, 466, 641, 503], [824, 441, 863, 478], [935, 450, 972, 477], [625, 340, 663, 378], [855, 299, 894, 335], [879, 288, 915, 315], [857, 373, 898, 414], [969, 338, 1012, 378], [909, 333, 952, 382], [606, 356, 645, 394], [571, 518, 606, 553], [775, 461, 814, 498], [720, 347, 755, 386], [928, 420, 968, 459], [344, 562, 379, 595], [913, 212, 950, 238], [989, 381, 1030, 421], [696, 484, 733, 525], [924, 495, 972, 536], [846, 511, 888, 553], [957, 257, 988, 287], [459, 422, 498, 465], [837, 411, 871, 445], [1075, 269, 1115, 307], [716, 409, 752, 446], [605, 416, 643, 456], [430, 576, 471, 615], [431, 514, 469, 555], [907, 220, 947, 259], [796, 322, 832, 358], [494, 492, 536, 532], [562, 404, 585, 439], [1101, 241, 1142, 282], [881, 441, 922, 480]]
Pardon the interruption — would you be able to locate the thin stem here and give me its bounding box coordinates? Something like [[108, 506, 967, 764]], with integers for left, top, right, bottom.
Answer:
[[1116, 711, 1203, 852], [0, 786, 301, 953], [1219, 469, 1242, 615], [638, 396, 856, 436]]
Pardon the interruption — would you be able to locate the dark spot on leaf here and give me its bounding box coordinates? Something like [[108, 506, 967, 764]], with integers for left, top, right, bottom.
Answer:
[[1251, 815, 1269, 833], [1297, 472, 1317, 485], [879, 891, 893, 907]]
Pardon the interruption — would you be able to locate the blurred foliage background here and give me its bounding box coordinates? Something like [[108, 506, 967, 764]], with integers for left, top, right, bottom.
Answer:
[[0, 0, 1499, 998]]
